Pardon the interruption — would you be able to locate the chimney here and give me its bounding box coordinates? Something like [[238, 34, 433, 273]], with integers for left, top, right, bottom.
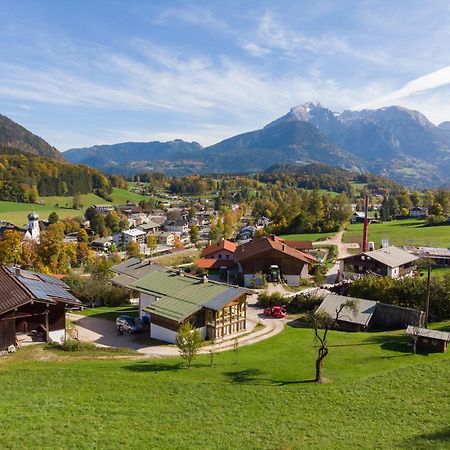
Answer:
[[282, 244, 285, 251], [202, 274, 208, 284], [15, 267, 21, 277]]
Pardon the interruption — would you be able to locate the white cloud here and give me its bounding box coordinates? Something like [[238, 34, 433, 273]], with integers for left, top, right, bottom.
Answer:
[[240, 42, 271, 57], [355, 66, 450, 110]]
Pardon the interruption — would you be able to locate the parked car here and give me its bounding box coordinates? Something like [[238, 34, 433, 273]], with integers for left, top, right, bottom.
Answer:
[[116, 315, 142, 333], [263, 306, 287, 318]]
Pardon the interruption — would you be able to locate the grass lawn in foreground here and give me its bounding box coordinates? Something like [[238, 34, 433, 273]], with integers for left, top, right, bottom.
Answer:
[[0, 324, 449, 449], [344, 219, 450, 248]]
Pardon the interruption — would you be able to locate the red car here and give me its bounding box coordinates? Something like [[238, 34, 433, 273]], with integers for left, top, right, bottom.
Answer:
[[263, 306, 287, 318]]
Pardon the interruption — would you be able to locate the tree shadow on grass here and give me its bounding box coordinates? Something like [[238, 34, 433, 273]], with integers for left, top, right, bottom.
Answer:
[[122, 361, 184, 372], [224, 368, 315, 386], [403, 428, 450, 449]]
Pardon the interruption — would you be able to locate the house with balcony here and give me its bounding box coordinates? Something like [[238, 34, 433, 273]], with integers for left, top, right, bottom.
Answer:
[[128, 269, 250, 343], [339, 246, 418, 280]]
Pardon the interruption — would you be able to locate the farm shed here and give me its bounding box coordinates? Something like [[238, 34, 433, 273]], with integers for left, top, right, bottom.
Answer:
[[0, 266, 81, 351], [406, 326, 450, 353]]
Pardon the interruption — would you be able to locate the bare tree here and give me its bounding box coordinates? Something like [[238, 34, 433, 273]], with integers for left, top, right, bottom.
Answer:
[[309, 300, 358, 383]]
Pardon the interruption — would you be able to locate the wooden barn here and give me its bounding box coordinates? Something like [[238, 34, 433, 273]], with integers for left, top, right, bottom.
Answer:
[[234, 235, 317, 287], [406, 326, 450, 353], [0, 266, 81, 351]]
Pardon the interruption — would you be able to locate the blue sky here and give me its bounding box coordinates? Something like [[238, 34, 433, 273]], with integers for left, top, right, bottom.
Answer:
[[1, 0, 450, 150]]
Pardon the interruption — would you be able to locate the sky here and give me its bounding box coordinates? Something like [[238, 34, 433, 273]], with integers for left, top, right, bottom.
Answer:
[[1, 0, 450, 150]]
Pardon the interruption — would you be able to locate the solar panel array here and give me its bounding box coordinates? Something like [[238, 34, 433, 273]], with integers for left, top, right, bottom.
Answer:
[[19, 277, 78, 302]]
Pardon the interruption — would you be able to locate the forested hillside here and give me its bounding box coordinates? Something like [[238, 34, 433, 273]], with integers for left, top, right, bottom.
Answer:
[[0, 147, 117, 203], [0, 114, 63, 160]]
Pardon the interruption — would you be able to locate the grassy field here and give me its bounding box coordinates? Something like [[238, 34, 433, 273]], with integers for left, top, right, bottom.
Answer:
[[281, 231, 335, 242], [0, 324, 449, 449], [344, 219, 450, 248], [0, 188, 149, 225]]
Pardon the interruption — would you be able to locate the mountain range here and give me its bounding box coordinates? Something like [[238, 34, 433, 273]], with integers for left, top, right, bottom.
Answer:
[[64, 103, 450, 187], [2, 103, 450, 188]]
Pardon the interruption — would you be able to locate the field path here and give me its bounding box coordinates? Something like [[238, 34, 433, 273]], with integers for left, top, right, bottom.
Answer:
[[315, 230, 360, 284]]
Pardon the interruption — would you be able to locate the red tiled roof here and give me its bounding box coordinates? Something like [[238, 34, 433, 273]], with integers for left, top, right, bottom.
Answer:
[[235, 236, 317, 264], [194, 259, 235, 269], [284, 240, 314, 251], [200, 240, 237, 258]]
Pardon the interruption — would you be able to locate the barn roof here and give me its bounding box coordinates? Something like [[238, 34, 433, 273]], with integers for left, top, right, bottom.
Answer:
[[111, 258, 164, 287], [130, 270, 249, 322], [341, 245, 419, 267], [234, 236, 317, 264], [406, 326, 450, 342], [0, 266, 80, 314], [316, 294, 378, 327], [200, 240, 237, 257]]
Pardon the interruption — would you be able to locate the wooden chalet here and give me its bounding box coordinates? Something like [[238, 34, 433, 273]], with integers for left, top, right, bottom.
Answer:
[[0, 267, 81, 351], [234, 235, 317, 287], [128, 269, 250, 343], [339, 246, 418, 280]]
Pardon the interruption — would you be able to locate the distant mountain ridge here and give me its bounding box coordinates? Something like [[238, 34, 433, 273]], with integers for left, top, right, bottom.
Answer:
[[64, 103, 450, 187], [0, 113, 63, 161]]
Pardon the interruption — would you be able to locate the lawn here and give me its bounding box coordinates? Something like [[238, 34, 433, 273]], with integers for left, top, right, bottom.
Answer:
[[0, 324, 449, 449], [281, 231, 335, 242], [0, 188, 149, 225], [76, 305, 139, 321], [344, 219, 450, 248]]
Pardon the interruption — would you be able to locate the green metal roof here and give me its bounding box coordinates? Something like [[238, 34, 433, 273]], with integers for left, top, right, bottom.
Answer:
[[129, 270, 247, 322]]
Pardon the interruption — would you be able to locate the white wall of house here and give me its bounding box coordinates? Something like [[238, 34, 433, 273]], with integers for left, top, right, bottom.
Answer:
[[198, 326, 207, 339], [150, 323, 177, 344], [49, 329, 65, 344], [139, 293, 157, 319], [388, 267, 399, 278]]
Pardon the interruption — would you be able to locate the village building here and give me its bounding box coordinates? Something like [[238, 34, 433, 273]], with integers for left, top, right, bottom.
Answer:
[[283, 240, 314, 253], [339, 246, 418, 280], [195, 240, 237, 270], [91, 236, 113, 252], [93, 204, 115, 213], [155, 231, 177, 247], [128, 269, 250, 343], [404, 246, 450, 267], [112, 228, 146, 247], [351, 211, 376, 223], [406, 326, 450, 353], [409, 206, 429, 218], [0, 266, 81, 351], [317, 294, 423, 331], [111, 258, 164, 309], [137, 220, 161, 236], [163, 219, 189, 233], [234, 235, 317, 287], [116, 204, 141, 215], [0, 213, 42, 243]]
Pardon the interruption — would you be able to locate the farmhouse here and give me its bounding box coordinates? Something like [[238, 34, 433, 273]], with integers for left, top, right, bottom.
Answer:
[[234, 235, 317, 287], [195, 239, 237, 270], [93, 204, 115, 213], [129, 270, 250, 343], [111, 258, 164, 312], [0, 266, 81, 351], [339, 246, 418, 279], [317, 294, 423, 331], [406, 326, 450, 353], [351, 211, 375, 223], [409, 206, 428, 218]]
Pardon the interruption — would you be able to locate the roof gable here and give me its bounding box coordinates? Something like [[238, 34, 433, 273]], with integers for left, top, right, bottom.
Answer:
[[200, 240, 237, 257]]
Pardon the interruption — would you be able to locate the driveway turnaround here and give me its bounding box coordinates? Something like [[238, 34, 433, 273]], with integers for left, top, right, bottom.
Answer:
[[68, 295, 285, 357]]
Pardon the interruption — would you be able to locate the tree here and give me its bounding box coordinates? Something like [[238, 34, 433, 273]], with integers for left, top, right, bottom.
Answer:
[[72, 195, 83, 210], [146, 234, 157, 254], [48, 212, 59, 224], [176, 322, 204, 369], [77, 228, 89, 243], [189, 224, 199, 244], [126, 241, 140, 258], [0, 230, 24, 265], [309, 299, 357, 383]]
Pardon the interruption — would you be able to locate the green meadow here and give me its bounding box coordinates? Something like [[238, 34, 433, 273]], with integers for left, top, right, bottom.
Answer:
[[344, 219, 450, 248], [0, 324, 449, 449]]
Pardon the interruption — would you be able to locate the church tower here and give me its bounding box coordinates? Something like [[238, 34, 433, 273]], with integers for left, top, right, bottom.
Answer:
[[24, 211, 40, 242]]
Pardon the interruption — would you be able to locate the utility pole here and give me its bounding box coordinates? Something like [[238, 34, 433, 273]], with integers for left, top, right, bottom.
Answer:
[[425, 262, 431, 328]]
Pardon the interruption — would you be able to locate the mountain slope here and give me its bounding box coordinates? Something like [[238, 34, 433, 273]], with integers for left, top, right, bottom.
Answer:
[[0, 114, 63, 160], [65, 139, 203, 175]]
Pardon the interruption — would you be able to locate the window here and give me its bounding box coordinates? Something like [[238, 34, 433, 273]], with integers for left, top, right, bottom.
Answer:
[[226, 254, 230, 259], [218, 254, 222, 259]]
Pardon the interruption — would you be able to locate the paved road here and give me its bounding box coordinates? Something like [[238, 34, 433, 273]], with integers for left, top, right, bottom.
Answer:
[[68, 295, 285, 357]]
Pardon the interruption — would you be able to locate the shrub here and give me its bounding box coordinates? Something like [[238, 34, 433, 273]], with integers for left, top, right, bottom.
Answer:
[[288, 292, 325, 313], [257, 291, 288, 307], [59, 338, 97, 352]]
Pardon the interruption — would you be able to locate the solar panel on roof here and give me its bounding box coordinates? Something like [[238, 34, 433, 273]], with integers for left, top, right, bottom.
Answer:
[[20, 278, 77, 302]]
